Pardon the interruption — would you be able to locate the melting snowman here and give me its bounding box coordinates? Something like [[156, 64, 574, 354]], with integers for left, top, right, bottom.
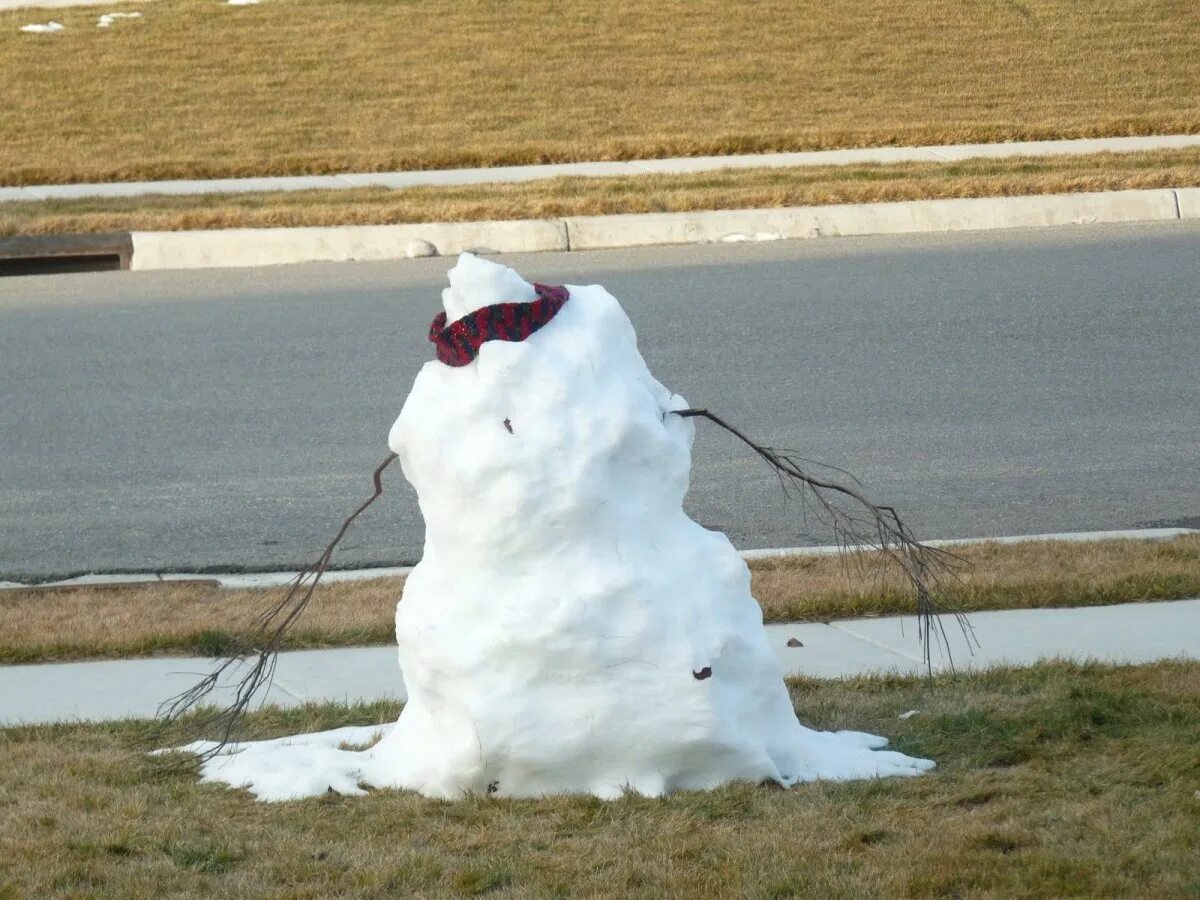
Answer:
[[181, 253, 934, 801]]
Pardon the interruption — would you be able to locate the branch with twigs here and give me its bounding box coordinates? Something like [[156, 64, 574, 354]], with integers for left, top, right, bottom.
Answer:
[[154, 452, 399, 762], [672, 408, 976, 670]]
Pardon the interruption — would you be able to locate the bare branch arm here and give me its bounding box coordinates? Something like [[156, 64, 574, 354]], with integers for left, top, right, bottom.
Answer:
[[155, 452, 399, 761], [673, 408, 975, 671]]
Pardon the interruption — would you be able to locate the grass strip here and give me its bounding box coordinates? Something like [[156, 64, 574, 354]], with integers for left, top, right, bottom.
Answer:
[[1, 661, 1196, 897], [1, 0, 1198, 186], [2, 149, 1199, 236], [2, 536, 1196, 665]]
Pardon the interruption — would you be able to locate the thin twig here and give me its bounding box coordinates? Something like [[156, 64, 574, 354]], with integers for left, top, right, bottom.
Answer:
[[154, 452, 399, 761], [674, 408, 976, 671]]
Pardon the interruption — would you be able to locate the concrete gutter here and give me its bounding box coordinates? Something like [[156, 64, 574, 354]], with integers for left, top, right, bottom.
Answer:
[[110, 187, 1192, 271], [4, 134, 1200, 204], [3, 527, 1193, 592]]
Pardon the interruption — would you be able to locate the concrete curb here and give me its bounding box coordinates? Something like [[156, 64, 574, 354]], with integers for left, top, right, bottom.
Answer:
[[1176, 186, 1200, 218], [112, 187, 1191, 272], [562, 189, 1182, 249], [3, 527, 1193, 592], [740, 527, 1198, 560], [129, 219, 568, 271]]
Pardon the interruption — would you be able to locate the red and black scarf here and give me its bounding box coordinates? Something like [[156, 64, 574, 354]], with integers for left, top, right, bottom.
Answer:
[[428, 283, 569, 367]]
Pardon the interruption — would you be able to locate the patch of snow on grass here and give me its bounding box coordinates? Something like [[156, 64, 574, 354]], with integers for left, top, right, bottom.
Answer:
[[20, 21, 64, 33], [97, 11, 141, 27]]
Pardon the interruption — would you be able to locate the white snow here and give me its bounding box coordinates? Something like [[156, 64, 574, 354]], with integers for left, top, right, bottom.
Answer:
[[160, 725, 390, 801], [20, 19, 63, 31], [96, 10, 138, 26], [439, 251, 533, 321], [226, 0, 259, 5], [406, 239, 438, 259], [180, 253, 935, 801]]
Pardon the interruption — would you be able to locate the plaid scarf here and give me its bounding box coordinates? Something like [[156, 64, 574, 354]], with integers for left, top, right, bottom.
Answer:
[[428, 282, 570, 367]]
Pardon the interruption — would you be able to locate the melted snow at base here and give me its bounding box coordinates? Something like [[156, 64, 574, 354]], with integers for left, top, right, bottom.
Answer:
[[176, 253, 934, 801]]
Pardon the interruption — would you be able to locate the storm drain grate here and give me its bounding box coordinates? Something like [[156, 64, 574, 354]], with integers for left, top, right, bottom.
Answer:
[[0, 232, 133, 277]]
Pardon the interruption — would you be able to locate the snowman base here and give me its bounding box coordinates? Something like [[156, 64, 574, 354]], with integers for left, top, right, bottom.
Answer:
[[177, 718, 933, 803]]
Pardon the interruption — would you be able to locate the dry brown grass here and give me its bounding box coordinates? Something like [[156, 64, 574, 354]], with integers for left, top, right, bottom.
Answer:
[[3, 147, 1198, 236], [3, 536, 1196, 665], [1, 0, 1198, 186], [1, 661, 1196, 897], [750, 533, 1200, 623], [0, 576, 402, 665]]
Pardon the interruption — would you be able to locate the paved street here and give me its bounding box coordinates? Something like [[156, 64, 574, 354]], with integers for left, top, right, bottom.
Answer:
[[1, 221, 1198, 579]]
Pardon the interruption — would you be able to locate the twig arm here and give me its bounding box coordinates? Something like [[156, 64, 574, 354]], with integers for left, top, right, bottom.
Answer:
[[673, 408, 974, 671], [155, 451, 399, 760]]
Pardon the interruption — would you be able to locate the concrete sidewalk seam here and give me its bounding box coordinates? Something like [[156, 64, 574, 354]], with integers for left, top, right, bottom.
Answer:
[[827, 622, 931, 668], [265, 678, 308, 704]]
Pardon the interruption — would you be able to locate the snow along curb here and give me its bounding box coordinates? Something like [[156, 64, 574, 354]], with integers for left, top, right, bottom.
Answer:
[[3, 527, 1193, 592], [125, 188, 1194, 271]]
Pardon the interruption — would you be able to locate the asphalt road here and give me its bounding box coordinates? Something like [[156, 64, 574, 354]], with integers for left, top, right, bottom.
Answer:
[[2, 222, 1197, 580]]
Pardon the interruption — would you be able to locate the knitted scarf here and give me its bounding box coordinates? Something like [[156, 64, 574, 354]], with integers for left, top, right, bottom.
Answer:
[[428, 282, 570, 367]]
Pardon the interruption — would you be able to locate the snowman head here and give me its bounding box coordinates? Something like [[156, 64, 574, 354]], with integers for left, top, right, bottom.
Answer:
[[440, 253, 537, 323]]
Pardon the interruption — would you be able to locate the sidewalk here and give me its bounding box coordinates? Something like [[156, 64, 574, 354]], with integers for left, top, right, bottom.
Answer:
[[3, 598, 1196, 726], [3, 135, 1199, 204]]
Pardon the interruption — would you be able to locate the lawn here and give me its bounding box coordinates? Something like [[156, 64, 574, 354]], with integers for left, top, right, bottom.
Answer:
[[1, 0, 1198, 186], [2, 148, 1198, 236], [1, 661, 1196, 897], [2, 536, 1196, 664]]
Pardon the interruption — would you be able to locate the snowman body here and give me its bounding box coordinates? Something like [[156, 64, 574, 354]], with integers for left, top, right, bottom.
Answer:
[[190, 254, 933, 801]]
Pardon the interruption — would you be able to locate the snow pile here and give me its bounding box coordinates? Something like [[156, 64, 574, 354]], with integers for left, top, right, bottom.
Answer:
[[170, 726, 389, 801], [97, 12, 141, 27], [181, 253, 934, 801], [20, 21, 64, 33]]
